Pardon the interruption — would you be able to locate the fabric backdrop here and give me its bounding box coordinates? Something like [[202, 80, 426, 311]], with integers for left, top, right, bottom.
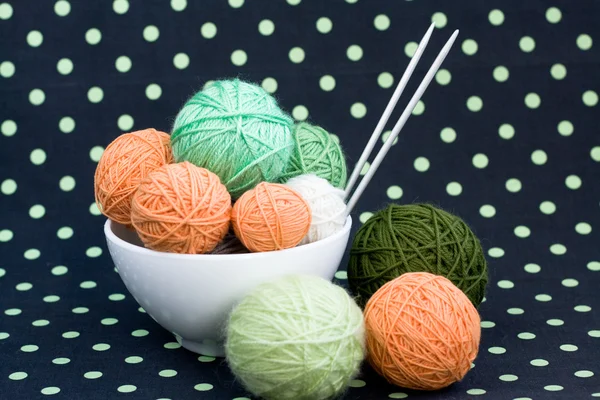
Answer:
[[1, 0, 599, 399]]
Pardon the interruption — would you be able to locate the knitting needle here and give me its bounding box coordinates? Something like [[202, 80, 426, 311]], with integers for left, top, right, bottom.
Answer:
[[345, 29, 459, 216], [344, 23, 436, 199]]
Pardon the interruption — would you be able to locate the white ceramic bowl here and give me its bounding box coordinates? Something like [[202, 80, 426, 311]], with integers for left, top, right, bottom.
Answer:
[[104, 216, 352, 357]]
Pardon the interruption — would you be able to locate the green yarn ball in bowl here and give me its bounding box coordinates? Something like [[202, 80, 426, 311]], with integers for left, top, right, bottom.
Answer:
[[348, 203, 488, 308], [171, 79, 294, 199], [279, 122, 347, 189], [225, 275, 365, 400]]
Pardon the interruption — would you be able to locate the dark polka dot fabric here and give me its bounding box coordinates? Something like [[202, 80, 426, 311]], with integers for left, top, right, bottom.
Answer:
[[1, 0, 599, 398]]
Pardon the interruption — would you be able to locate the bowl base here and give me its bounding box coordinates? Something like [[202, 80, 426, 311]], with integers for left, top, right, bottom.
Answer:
[[176, 335, 225, 357]]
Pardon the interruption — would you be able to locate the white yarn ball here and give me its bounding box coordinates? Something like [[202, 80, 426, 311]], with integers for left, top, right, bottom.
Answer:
[[285, 174, 346, 244]]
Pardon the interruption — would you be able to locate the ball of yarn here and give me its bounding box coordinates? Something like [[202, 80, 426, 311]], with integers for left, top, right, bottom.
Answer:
[[231, 182, 311, 252], [225, 274, 365, 400], [364, 272, 481, 390], [171, 79, 294, 199], [130, 162, 231, 254], [94, 128, 173, 225], [348, 203, 487, 307], [285, 174, 347, 244], [279, 122, 347, 188]]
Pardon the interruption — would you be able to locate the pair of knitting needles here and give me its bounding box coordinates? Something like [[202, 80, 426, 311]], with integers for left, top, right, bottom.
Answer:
[[344, 24, 459, 216]]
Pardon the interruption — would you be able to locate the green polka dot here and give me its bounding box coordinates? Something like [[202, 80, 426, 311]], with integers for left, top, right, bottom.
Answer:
[[173, 53, 189, 70], [525, 92, 541, 108], [109, 293, 125, 301], [565, 174, 582, 189], [32, 319, 50, 326], [446, 182, 462, 196], [497, 280, 514, 289], [72, 307, 88, 314], [145, 83, 162, 100], [0, 332, 9, 339], [87, 86, 103, 103], [164, 342, 181, 349], [84, 371, 103, 379], [575, 222, 592, 235], [374, 14, 390, 31], [440, 127, 456, 143], [505, 178, 522, 192], [52, 357, 70, 364], [316, 17, 332, 34], [481, 321, 495, 328], [292, 105, 309, 121], [319, 75, 336, 91], [90, 202, 101, 216], [27, 30, 43, 47], [488, 247, 505, 258], [359, 212, 373, 223], [85, 28, 101, 45], [58, 116, 75, 133], [493, 66, 509, 82], [381, 130, 398, 146], [261, 77, 277, 94], [201, 22, 217, 39], [498, 123, 515, 139], [80, 280, 97, 289], [531, 149, 547, 165], [577, 34, 592, 50], [346, 44, 362, 61], [479, 205, 496, 218], [560, 344, 578, 352], [9, 372, 28, 380], [590, 146, 600, 161], [488, 346, 506, 354], [531, 359, 549, 367], [499, 374, 518, 382], [0, 60, 15, 78], [546, 7, 562, 23], [547, 319, 564, 326], [21, 344, 39, 352], [62, 331, 79, 338], [89, 146, 104, 162], [386, 186, 403, 200], [113, 0, 129, 14], [561, 277, 578, 287], [431, 11, 447, 28], [550, 63, 566, 80], [228, 0, 244, 7], [349, 379, 366, 388], [350, 102, 366, 119], [550, 244, 567, 255], [101, 318, 118, 326], [143, 25, 159, 42], [514, 226, 530, 238], [435, 69, 451, 85], [286, 0, 301, 4], [5, 308, 21, 316], [116, 115, 134, 131], [93, 343, 110, 351], [231, 49, 247, 66], [462, 39, 478, 55], [194, 383, 214, 391], [159, 369, 178, 378], [132, 329, 148, 337], [519, 36, 535, 52], [334, 271, 347, 280], [86, 246, 102, 258], [55, 1, 71, 16], [52, 265, 68, 275], [539, 201, 556, 214], [125, 356, 143, 364], [1, 179, 17, 195], [59, 176, 76, 192], [536, 294, 552, 302], [29, 204, 46, 219], [117, 385, 137, 393], [41, 387, 60, 395], [388, 393, 408, 399], [43, 295, 60, 303], [507, 307, 524, 315], [0, 3, 13, 19], [115, 55, 132, 72], [29, 88, 45, 105], [0, 230, 13, 242], [489, 9, 504, 25], [404, 41, 417, 58], [583, 90, 598, 106], [574, 305, 591, 312], [588, 330, 600, 337], [524, 263, 541, 273], [574, 370, 594, 378], [411, 100, 424, 115], [16, 282, 33, 291], [24, 248, 40, 260], [258, 19, 275, 36], [587, 261, 600, 271], [56, 58, 74, 75], [2, 119, 17, 136], [31, 148, 47, 165], [517, 332, 535, 340], [472, 153, 488, 168], [413, 157, 430, 172]]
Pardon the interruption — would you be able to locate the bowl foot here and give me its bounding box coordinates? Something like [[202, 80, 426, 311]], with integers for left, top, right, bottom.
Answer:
[[176, 336, 225, 357]]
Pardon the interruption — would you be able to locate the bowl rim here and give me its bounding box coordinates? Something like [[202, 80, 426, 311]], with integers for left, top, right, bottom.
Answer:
[[104, 215, 352, 260]]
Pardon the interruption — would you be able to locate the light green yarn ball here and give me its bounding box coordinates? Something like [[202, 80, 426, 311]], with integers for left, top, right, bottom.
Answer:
[[279, 122, 347, 189], [225, 275, 365, 400], [171, 79, 294, 198]]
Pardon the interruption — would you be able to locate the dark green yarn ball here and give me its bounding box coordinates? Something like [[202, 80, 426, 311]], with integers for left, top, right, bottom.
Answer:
[[348, 203, 488, 308]]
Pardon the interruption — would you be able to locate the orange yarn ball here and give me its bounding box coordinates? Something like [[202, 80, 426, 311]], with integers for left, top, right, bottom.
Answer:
[[364, 272, 481, 391], [231, 182, 311, 252], [94, 128, 173, 225], [130, 162, 232, 254]]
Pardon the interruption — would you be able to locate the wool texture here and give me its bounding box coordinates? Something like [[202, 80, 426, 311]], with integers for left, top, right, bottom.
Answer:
[[364, 272, 481, 390], [225, 275, 365, 400], [94, 128, 173, 225], [210, 231, 249, 255], [130, 162, 231, 254], [279, 122, 347, 188], [231, 182, 311, 252], [284, 174, 347, 244], [348, 203, 487, 307], [170, 79, 294, 199]]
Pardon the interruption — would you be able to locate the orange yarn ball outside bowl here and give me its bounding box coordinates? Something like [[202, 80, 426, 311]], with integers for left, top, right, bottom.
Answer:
[[94, 128, 173, 225], [232, 182, 312, 252], [364, 272, 481, 391], [104, 213, 352, 357], [131, 162, 231, 254]]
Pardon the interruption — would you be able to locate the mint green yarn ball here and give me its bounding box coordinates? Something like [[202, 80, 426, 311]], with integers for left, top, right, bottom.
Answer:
[[225, 275, 365, 400], [171, 79, 294, 198], [279, 122, 348, 189]]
